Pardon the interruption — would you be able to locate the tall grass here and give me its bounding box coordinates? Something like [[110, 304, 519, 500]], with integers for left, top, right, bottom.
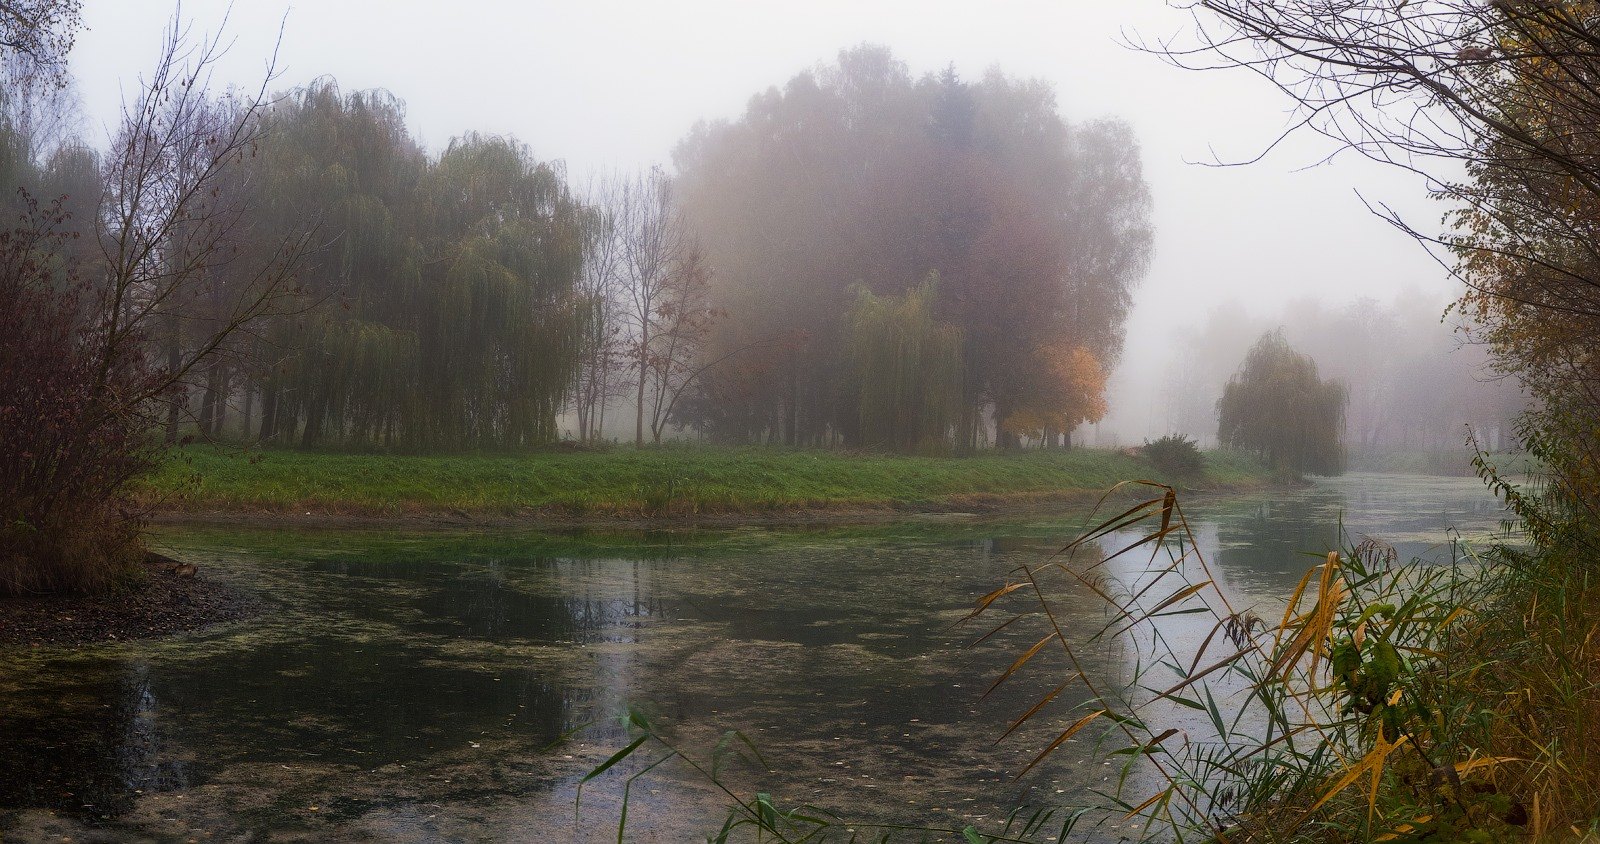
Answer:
[[576, 467, 1595, 842], [963, 466, 1599, 841]]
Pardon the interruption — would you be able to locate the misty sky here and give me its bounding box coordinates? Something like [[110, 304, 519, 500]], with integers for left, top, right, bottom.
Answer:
[[69, 1, 1459, 441]]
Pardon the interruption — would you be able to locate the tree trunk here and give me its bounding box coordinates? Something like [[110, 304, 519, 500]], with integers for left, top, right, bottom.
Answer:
[[784, 365, 798, 447], [213, 368, 229, 437], [241, 382, 254, 441], [635, 320, 649, 448], [573, 367, 588, 444], [993, 404, 1019, 451], [198, 363, 223, 438], [301, 393, 323, 449], [259, 385, 278, 442], [596, 366, 608, 442], [163, 332, 183, 443], [197, 388, 215, 438], [165, 389, 185, 444]]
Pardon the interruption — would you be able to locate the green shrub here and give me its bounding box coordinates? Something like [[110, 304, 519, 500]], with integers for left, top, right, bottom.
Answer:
[[1143, 434, 1205, 477]]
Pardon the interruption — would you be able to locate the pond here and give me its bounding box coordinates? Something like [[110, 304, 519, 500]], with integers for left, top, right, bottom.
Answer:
[[0, 474, 1507, 842]]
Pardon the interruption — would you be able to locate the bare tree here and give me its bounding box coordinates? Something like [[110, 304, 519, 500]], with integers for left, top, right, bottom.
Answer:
[[595, 165, 799, 446], [617, 166, 695, 448], [2, 12, 310, 593], [96, 14, 310, 433], [572, 173, 629, 443], [0, 0, 80, 85], [639, 244, 722, 444]]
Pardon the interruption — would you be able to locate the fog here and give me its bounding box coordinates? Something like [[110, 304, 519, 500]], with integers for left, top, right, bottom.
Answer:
[[68, 1, 1470, 446], [5, 5, 1585, 840], [1133, 293, 1523, 453]]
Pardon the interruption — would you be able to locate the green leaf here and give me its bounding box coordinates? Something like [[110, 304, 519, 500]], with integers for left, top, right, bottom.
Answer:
[[1332, 641, 1362, 679], [1355, 602, 1396, 626], [1369, 640, 1401, 688], [581, 734, 648, 784]]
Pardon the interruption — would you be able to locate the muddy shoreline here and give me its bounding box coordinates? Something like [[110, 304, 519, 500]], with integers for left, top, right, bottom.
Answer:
[[0, 555, 263, 648]]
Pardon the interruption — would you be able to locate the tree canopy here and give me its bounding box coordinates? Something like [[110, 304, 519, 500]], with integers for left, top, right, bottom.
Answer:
[[1217, 331, 1348, 475], [246, 81, 586, 450], [0, 0, 80, 84], [672, 46, 1151, 451], [5, 45, 1157, 459]]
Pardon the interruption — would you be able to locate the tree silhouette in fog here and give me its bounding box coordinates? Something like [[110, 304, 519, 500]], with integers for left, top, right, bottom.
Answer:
[[673, 46, 1151, 451], [1217, 330, 1348, 475]]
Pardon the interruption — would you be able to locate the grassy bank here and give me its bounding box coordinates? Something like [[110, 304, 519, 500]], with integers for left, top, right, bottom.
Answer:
[[137, 445, 1271, 520]]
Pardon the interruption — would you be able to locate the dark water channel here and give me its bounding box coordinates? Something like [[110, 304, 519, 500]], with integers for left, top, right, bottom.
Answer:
[[0, 474, 1506, 842]]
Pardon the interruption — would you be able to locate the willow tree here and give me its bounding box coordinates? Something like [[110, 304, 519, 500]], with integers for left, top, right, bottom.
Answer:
[[417, 133, 586, 449], [843, 278, 965, 453], [248, 79, 427, 448], [243, 82, 585, 450], [1218, 331, 1348, 475]]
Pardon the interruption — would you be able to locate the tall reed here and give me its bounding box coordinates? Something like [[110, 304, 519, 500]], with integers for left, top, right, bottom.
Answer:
[[583, 473, 1587, 842]]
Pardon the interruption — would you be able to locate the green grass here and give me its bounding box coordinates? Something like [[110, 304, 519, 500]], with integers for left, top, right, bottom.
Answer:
[[138, 445, 1272, 518]]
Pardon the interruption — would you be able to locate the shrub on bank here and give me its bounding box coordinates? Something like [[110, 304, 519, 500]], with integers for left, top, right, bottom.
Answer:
[[0, 204, 162, 594], [1142, 434, 1205, 478]]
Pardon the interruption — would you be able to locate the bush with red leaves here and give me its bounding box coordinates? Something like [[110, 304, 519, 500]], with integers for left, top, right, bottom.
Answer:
[[0, 196, 163, 595]]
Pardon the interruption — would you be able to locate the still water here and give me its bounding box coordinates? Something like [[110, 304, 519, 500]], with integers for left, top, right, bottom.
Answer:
[[0, 474, 1506, 842]]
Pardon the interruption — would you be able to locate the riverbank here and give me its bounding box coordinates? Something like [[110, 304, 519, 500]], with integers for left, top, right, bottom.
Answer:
[[138, 445, 1275, 527], [0, 553, 261, 647]]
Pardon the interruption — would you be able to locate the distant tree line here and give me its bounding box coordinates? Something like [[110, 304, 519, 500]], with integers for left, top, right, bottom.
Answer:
[[1160, 296, 1524, 456], [3, 42, 1151, 461]]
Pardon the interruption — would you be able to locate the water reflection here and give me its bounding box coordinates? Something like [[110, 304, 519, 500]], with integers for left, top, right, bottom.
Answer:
[[0, 474, 1505, 841], [1093, 475, 1511, 824], [0, 661, 188, 818], [1207, 474, 1504, 599]]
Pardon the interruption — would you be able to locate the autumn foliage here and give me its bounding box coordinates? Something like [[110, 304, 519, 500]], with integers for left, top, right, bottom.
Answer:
[[999, 343, 1110, 444]]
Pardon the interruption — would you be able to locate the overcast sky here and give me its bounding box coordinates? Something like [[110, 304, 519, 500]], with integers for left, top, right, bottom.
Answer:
[[70, 1, 1458, 441]]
